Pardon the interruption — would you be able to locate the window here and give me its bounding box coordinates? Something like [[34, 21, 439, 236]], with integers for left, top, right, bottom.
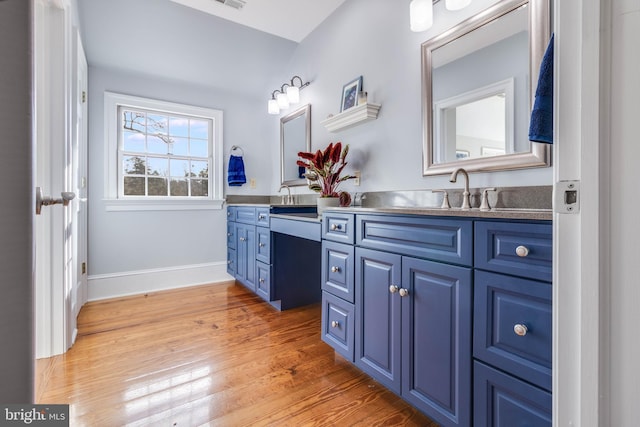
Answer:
[[104, 92, 224, 211]]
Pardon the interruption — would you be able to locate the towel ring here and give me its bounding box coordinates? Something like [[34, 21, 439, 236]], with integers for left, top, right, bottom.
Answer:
[[230, 145, 244, 156]]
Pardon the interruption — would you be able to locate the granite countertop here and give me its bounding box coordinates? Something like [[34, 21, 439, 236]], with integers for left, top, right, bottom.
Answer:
[[324, 206, 553, 221]]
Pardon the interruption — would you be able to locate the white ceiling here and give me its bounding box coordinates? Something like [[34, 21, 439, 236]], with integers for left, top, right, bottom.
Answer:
[[169, 0, 347, 42]]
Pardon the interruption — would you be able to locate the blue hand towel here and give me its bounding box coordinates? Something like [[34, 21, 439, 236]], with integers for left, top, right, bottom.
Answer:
[[227, 155, 247, 186], [529, 34, 554, 144]]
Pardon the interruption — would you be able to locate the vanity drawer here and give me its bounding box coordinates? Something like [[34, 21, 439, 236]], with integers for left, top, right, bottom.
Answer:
[[474, 270, 552, 391], [227, 247, 236, 276], [235, 206, 257, 224], [475, 221, 552, 282], [356, 214, 473, 267], [256, 207, 270, 227], [256, 227, 271, 264], [474, 361, 551, 427], [322, 241, 355, 303], [227, 206, 237, 221], [256, 261, 271, 302], [227, 221, 236, 250], [321, 291, 355, 361], [322, 213, 355, 244]]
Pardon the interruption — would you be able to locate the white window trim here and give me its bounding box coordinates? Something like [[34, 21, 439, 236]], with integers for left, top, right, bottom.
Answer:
[[104, 91, 224, 211]]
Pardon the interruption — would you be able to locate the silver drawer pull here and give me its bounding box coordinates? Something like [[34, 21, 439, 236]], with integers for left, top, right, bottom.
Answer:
[[259, 243, 265, 247], [399, 288, 409, 297], [258, 215, 266, 220], [515, 245, 530, 257], [259, 278, 265, 283], [330, 266, 340, 273], [330, 223, 341, 231], [389, 285, 399, 293], [513, 324, 528, 336], [331, 320, 340, 328]]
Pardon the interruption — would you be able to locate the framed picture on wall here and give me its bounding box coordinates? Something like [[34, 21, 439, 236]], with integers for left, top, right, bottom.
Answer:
[[340, 76, 362, 112]]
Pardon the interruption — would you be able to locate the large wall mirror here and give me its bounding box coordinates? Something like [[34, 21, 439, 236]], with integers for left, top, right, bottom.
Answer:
[[421, 0, 551, 175], [280, 104, 311, 186]]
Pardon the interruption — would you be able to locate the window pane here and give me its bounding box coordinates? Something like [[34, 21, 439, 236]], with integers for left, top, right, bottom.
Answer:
[[191, 179, 208, 197], [169, 117, 189, 137], [191, 160, 208, 178], [171, 137, 189, 156], [124, 177, 145, 195], [147, 114, 168, 135], [147, 135, 170, 154], [123, 131, 145, 152], [147, 157, 168, 176], [170, 159, 190, 177], [148, 177, 168, 196], [170, 179, 188, 196], [122, 110, 145, 132], [190, 120, 208, 139], [123, 156, 146, 175], [190, 139, 208, 158]]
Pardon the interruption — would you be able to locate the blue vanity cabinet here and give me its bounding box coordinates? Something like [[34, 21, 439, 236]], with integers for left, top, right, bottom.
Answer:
[[353, 213, 473, 427], [473, 220, 553, 427], [255, 209, 271, 302], [354, 245, 472, 427], [235, 222, 256, 292]]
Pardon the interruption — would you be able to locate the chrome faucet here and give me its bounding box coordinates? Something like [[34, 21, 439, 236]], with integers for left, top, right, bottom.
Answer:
[[278, 184, 294, 205], [449, 168, 471, 210]]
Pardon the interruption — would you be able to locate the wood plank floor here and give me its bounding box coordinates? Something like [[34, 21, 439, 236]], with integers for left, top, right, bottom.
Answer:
[[38, 281, 438, 426]]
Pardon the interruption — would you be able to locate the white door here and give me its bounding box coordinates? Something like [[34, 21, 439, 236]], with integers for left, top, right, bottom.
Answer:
[[34, 0, 87, 358]]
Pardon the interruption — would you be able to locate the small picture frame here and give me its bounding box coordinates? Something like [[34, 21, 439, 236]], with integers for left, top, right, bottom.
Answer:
[[340, 76, 363, 112]]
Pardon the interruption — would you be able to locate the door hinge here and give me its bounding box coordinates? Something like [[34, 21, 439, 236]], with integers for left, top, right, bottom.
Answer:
[[82, 91, 87, 103], [82, 262, 87, 275]]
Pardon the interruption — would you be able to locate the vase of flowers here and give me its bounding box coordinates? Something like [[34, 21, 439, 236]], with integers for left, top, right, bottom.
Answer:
[[297, 142, 356, 216]]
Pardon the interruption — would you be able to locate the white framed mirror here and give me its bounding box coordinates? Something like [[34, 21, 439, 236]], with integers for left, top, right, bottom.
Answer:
[[280, 104, 311, 186], [421, 0, 551, 175]]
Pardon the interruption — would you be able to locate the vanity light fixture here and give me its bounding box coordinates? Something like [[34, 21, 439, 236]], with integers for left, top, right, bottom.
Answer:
[[410, 0, 472, 32], [267, 75, 310, 115]]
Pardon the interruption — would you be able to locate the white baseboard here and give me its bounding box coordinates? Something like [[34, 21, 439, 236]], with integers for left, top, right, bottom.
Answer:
[[87, 262, 233, 301]]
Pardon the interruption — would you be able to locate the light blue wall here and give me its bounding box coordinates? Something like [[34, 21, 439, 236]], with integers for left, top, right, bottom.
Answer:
[[87, 67, 277, 275], [271, 0, 552, 194]]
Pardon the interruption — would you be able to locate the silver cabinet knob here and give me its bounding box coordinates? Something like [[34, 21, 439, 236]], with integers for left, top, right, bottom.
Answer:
[[330, 266, 340, 273], [331, 320, 339, 328], [515, 245, 530, 257], [330, 223, 341, 231], [227, 232, 232, 237], [239, 237, 246, 242], [259, 278, 265, 284], [259, 243, 265, 247], [258, 215, 266, 220], [514, 324, 528, 336], [399, 288, 409, 297], [389, 285, 399, 293]]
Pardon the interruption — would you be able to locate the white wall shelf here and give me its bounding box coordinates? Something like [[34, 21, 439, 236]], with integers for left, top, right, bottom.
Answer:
[[321, 103, 381, 132]]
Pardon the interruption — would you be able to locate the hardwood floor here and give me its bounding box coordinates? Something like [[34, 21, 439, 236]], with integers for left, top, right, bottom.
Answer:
[[38, 281, 438, 426]]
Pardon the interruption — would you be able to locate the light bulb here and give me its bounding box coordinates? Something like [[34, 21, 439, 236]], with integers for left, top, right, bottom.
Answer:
[[410, 0, 433, 32], [276, 92, 289, 109], [268, 99, 280, 115], [286, 86, 300, 104], [445, 0, 472, 11]]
